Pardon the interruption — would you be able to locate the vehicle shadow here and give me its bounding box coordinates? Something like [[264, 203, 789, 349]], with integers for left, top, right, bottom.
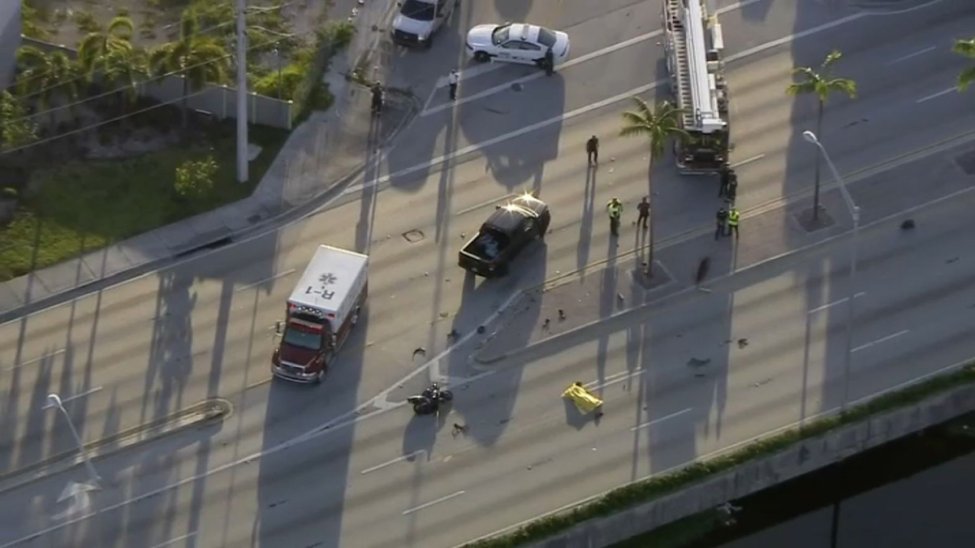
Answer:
[[443, 243, 548, 447], [458, 71, 566, 194], [255, 296, 370, 548]]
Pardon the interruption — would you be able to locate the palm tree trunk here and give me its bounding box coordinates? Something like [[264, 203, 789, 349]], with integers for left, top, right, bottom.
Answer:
[[813, 99, 824, 221], [647, 151, 656, 277], [181, 75, 189, 129]]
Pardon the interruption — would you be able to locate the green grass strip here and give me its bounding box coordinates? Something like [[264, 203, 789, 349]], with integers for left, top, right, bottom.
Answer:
[[464, 362, 975, 548]]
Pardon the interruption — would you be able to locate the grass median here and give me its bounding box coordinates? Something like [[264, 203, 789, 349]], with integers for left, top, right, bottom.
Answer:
[[0, 123, 288, 282], [464, 361, 975, 548]]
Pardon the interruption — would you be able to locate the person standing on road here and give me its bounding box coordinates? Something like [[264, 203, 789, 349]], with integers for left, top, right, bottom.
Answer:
[[586, 135, 599, 166], [727, 207, 740, 239], [637, 197, 650, 230], [718, 164, 731, 198], [715, 207, 728, 240], [726, 173, 738, 204], [447, 69, 460, 100], [607, 197, 623, 236], [544, 47, 555, 76]]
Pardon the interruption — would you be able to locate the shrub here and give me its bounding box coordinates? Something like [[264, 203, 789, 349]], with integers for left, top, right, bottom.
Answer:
[[174, 155, 218, 199], [73, 10, 100, 34]]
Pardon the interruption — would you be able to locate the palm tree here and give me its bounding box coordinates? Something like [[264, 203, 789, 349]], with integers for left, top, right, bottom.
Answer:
[[620, 98, 688, 276], [15, 46, 82, 129], [953, 38, 975, 91], [95, 47, 150, 116], [786, 50, 857, 221], [149, 12, 230, 128], [77, 16, 136, 78]]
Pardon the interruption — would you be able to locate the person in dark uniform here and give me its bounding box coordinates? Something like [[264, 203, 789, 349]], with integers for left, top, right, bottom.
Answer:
[[544, 47, 555, 76], [637, 197, 650, 230], [718, 164, 731, 198], [726, 172, 738, 204], [370, 82, 383, 115], [586, 135, 599, 166], [715, 207, 728, 240]]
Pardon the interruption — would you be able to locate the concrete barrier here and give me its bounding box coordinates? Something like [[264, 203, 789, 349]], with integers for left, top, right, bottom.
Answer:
[[529, 383, 975, 548]]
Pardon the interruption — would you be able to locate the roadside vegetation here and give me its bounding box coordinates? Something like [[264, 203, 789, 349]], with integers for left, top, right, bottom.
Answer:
[[0, 0, 356, 281]]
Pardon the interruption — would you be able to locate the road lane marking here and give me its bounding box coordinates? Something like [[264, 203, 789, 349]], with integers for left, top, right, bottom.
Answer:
[[886, 45, 937, 65], [461, 348, 970, 548], [456, 193, 515, 216], [1, 348, 65, 372], [851, 329, 909, 353], [807, 292, 867, 314], [45, 386, 103, 408], [6, 183, 972, 548], [917, 87, 957, 103], [731, 154, 765, 168], [361, 450, 427, 475], [421, 30, 663, 116], [369, 10, 887, 193], [402, 490, 466, 515], [234, 268, 297, 292], [150, 532, 197, 548], [630, 408, 694, 432], [433, 62, 509, 87]]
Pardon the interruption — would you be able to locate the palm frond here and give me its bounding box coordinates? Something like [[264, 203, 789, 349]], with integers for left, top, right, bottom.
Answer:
[[953, 38, 975, 59], [821, 49, 842, 69], [958, 66, 975, 91]]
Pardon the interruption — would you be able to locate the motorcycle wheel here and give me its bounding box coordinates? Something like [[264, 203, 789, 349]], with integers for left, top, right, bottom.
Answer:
[[439, 390, 453, 402], [413, 401, 435, 415]]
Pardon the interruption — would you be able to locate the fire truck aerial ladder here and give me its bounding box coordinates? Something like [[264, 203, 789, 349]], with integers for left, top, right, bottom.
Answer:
[[663, 0, 730, 174]]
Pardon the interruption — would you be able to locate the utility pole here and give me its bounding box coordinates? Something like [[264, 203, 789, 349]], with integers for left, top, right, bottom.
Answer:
[[236, 0, 249, 183]]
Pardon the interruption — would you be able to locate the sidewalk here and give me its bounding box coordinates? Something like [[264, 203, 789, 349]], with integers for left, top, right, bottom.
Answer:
[[0, 0, 413, 322], [472, 132, 975, 364]]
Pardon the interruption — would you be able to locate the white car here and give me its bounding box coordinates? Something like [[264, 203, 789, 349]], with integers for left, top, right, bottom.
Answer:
[[465, 23, 570, 67]]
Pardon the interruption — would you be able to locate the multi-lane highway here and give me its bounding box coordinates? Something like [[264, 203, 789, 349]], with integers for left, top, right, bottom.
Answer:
[[1, 0, 975, 546]]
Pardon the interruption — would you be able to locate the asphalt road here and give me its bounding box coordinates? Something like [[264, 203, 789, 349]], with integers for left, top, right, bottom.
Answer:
[[1, 0, 974, 547]]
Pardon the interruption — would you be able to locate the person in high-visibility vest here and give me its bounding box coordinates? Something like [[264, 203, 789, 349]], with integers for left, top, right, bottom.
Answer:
[[606, 197, 623, 236], [727, 207, 740, 239]]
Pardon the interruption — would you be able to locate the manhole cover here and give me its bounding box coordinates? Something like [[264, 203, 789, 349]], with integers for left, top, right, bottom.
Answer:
[[955, 149, 975, 175], [403, 229, 425, 243], [511, 82, 523, 92]]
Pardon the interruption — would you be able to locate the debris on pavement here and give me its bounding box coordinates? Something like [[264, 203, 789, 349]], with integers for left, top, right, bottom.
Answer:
[[412, 347, 426, 360]]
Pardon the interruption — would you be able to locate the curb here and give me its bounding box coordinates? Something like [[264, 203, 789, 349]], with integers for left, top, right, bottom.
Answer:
[[0, 398, 233, 494], [472, 178, 975, 368]]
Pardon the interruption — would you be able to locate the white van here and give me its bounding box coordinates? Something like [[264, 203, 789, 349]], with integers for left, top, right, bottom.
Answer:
[[391, 0, 455, 49]]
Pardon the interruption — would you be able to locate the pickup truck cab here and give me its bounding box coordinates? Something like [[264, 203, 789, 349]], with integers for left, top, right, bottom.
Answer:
[[458, 193, 550, 278], [392, 0, 455, 48]]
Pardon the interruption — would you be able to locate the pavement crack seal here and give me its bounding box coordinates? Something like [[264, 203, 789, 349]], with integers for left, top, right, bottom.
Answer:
[[0, 398, 232, 494]]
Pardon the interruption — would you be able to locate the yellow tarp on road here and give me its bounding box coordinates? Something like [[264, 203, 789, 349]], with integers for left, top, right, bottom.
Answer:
[[562, 383, 603, 414]]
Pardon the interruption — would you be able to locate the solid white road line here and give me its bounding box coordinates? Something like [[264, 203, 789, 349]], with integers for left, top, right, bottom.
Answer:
[[43, 386, 103, 409], [807, 292, 867, 314], [851, 329, 910, 353], [886, 45, 937, 65], [1, 348, 65, 372], [731, 154, 765, 168], [917, 87, 957, 103], [456, 193, 515, 216], [149, 532, 198, 548], [234, 268, 297, 292], [361, 450, 427, 475], [402, 490, 466, 515], [630, 408, 694, 432], [421, 30, 664, 116]]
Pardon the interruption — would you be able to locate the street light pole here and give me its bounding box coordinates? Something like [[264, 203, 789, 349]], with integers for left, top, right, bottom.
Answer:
[[802, 130, 860, 413], [236, 0, 249, 183], [46, 394, 101, 487]]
